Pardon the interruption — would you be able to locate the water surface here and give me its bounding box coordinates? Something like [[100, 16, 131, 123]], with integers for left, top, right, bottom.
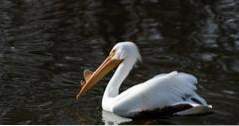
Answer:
[[0, 0, 239, 124]]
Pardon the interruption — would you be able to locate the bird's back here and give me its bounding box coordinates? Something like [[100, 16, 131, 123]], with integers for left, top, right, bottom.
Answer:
[[112, 71, 209, 117]]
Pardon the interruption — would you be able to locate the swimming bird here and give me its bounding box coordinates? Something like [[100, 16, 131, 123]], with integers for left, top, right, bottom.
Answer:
[[76, 42, 212, 117]]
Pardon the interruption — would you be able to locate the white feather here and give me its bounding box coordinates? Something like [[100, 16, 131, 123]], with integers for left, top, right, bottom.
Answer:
[[101, 42, 212, 117]]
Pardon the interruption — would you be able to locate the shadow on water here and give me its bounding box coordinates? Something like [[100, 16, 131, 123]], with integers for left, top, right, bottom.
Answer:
[[0, 0, 239, 124]]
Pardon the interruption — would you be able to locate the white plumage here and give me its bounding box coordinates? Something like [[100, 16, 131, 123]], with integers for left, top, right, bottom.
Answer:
[[77, 42, 212, 118]]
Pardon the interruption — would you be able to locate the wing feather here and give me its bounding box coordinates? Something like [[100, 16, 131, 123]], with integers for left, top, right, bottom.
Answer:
[[143, 71, 207, 107], [113, 71, 208, 116]]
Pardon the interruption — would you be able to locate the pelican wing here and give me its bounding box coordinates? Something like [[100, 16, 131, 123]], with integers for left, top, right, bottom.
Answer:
[[113, 71, 208, 117], [144, 71, 206, 105]]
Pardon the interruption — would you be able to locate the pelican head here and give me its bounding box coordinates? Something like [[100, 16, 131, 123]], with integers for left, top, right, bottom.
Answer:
[[76, 42, 141, 99], [110, 42, 142, 62]]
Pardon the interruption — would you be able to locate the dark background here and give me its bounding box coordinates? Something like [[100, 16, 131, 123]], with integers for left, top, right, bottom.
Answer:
[[0, 0, 239, 124]]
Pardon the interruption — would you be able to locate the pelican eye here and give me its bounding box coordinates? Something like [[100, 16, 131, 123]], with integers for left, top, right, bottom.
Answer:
[[110, 49, 116, 56]]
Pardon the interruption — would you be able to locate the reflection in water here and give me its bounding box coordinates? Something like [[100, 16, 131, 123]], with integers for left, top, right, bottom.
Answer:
[[102, 110, 132, 125], [0, 0, 239, 125]]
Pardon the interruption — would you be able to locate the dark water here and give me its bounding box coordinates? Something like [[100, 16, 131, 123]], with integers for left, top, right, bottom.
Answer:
[[0, 0, 239, 124]]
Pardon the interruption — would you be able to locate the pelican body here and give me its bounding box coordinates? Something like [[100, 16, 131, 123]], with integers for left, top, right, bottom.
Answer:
[[76, 42, 212, 117]]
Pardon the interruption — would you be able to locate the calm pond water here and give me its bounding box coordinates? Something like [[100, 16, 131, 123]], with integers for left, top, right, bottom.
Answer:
[[0, 0, 239, 124]]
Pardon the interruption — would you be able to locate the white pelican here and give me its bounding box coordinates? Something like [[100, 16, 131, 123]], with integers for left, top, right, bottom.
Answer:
[[76, 42, 212, 117]]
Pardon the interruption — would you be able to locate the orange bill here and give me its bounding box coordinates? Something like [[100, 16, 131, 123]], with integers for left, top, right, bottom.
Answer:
[[76, 52, 122, 100]]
